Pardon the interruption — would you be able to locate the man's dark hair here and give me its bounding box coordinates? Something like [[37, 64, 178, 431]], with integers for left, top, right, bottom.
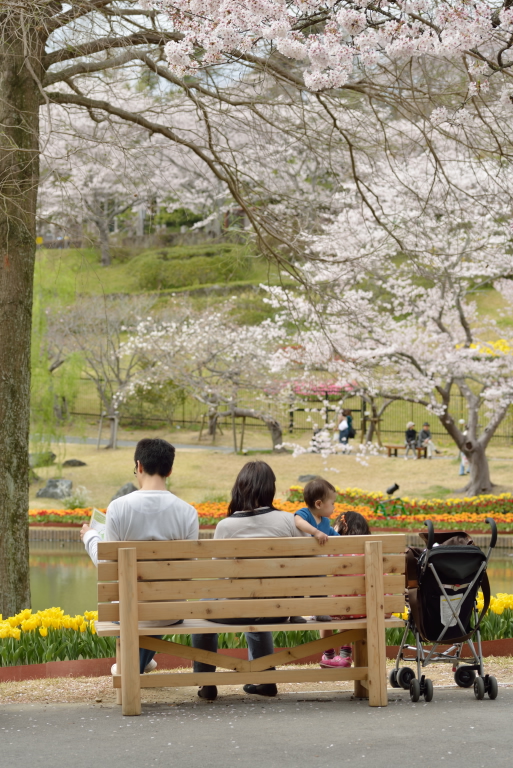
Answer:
[[303, 477, 336, 509], [134, 438, 175, 477], [227, 461, 276, 515]]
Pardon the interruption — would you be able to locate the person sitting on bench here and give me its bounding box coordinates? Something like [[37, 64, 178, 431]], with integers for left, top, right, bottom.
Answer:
[[80, 438, 198, 675]]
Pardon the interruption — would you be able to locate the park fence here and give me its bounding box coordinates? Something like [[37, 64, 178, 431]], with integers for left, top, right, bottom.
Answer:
[[55, 379, 513, 446]]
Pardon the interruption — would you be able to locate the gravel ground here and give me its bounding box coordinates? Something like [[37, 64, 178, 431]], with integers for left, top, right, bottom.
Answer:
[[2, 657, 512, 706]]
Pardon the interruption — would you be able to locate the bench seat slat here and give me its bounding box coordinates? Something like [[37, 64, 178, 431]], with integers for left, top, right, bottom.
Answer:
[[98, 594, 404, 622], [98, 573, 405, 602], [96, 616, 405, 636], [113, 667, 369, 688], [98, 534, 406, 561], [98, 553, 405, 582]]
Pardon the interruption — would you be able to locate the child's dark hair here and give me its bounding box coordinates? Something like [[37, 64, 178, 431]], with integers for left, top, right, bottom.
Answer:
[[134, 438, 175, 477], [334, 510, 370, 535], [227, 461, 276, 516], [303, 477, 336, 509]]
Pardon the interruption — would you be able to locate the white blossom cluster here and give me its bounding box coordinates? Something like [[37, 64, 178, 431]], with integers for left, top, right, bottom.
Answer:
[[148, 1, 513, 95]]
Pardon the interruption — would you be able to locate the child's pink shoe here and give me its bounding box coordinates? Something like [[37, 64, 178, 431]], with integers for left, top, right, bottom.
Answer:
[[320, 653, 352, 668]]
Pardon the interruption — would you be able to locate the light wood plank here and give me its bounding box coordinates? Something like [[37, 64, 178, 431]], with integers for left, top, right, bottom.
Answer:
[[115, 638, 122, 706], [113, 667, 368, 689], [118, 548, 141, 716], [365, 541, 388, 707], [249, 629, 366, 672], [138, 636, 252, 672], [98, 534, 406, 562], [353, 637, 368, 699], [100, 554, 406, 582], [96, 617, 405, 636], [98, 594, 404, 622], [98, 553, 405, 582], [99, 573, 404, 602]]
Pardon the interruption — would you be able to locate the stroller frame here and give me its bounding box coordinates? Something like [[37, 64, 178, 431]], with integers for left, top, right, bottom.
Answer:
[[392, 518, 498, 702]]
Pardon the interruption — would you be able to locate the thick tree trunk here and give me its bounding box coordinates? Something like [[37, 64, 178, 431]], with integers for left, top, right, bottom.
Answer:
[[461, 442, 495, 497], [0, 16, 45, 616]]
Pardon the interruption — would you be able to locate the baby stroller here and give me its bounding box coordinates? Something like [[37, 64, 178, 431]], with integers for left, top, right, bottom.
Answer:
[[391, 518, 497, 703]]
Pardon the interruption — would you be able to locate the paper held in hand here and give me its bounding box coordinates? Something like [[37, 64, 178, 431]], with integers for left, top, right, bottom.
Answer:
[[90, 507, 106, 540]]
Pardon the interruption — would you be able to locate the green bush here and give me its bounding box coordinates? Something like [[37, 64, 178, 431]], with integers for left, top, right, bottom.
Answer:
[[134, 243, 253, 290]]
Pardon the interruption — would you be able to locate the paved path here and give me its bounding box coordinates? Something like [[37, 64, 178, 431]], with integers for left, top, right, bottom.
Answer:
[[1, 687, 511, 768]]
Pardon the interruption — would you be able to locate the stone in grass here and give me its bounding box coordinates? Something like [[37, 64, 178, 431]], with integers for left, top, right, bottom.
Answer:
[[110, 482, 138, 502], [36, 478, 72, 499], [29, 451, 56, 468], [63, 459, 87, 467], [298, 474, 318, 483]]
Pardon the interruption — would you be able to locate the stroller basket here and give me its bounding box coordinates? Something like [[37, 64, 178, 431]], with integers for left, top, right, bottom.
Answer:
[[392, 518, 498, 703]]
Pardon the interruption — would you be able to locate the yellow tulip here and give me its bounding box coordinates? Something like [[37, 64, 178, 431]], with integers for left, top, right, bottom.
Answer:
[[39, 627, 48, 637]]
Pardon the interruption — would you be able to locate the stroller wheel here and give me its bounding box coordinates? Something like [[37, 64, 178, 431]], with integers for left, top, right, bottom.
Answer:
[[409, 679, 421, 703], [397, 666, 415, 690], [389, 670, 400, 689], [474, 676, 485, 700], [454, 666, 476, 688], [487, 676, 498, 700], [423, 678, 433, 702]]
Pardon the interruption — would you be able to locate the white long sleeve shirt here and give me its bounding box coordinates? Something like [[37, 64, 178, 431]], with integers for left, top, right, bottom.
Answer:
[[83, 489, 199, 566]]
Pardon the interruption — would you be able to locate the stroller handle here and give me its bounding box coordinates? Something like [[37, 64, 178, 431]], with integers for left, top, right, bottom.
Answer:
[[424, 520, 435, 550], [486, 517, 497, 549]]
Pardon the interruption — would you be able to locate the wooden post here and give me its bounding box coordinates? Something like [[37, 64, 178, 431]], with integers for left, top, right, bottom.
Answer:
[[231, 410, 238, 453], [119, 547, 141, 716], [353, 637, 368, 699], [115, 638, 122, 705], [364, 540, 387, 707], [240, 416, 246, 452], [97, 412, 105, 449], [198, 413, 205, 442]]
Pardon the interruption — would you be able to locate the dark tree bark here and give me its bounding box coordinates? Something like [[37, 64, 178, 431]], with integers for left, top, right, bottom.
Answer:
[[0, 13, 46, 616], [217, 407, 284, 451]]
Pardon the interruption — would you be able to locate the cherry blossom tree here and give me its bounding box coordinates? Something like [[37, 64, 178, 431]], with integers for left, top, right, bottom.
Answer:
[[266, 143, 513, 496], [118, 303, 288, 449], [46, 296, 155, 448]]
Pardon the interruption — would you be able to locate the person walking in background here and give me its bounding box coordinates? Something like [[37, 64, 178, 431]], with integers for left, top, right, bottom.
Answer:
[[417, 422, 440, 459], [404, 421, 417, 459], [458, 419, 470, 475], [338, 409, 354, 452]]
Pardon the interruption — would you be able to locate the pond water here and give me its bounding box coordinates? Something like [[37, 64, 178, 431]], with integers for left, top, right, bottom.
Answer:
[[29, 543, 513, 616]]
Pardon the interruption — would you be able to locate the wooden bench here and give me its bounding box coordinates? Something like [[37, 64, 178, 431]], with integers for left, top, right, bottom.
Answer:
[[96, 535, 406, 716], [385, 444, 427, 458]]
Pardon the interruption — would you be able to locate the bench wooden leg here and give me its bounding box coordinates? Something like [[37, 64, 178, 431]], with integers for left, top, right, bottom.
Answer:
[[119, 547, 141, 716], [353, 637, 368, 699], [365, 541, 388, 707], [115, 638, 122, 705]]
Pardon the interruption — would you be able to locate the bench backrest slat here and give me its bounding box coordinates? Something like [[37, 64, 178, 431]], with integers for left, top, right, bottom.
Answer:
[[98, 573, 405, 602], [98, 553, 404, 581], [98, 593, 404, 622], [97, 534, 405, 561]]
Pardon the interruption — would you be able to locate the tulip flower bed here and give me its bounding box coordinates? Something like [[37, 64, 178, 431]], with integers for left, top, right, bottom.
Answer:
[[28, 486, 513, 532], [2, 595, 513, 666]]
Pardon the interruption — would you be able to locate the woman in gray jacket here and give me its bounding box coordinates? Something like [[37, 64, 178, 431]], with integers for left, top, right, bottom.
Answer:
[[192, 460, 306, 701]]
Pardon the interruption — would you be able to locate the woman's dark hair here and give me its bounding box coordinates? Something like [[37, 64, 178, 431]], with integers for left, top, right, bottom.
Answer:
[[227, 461, 276, 515], [134, 438, 175, 477], [333, 510, 370, 536]]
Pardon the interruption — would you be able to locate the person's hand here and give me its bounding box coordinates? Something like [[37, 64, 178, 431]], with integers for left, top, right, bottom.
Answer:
[[314, 530, 329, 546], [80, 523, 91, 541]]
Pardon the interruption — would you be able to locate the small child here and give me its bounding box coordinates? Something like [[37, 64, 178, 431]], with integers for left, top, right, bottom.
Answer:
[[320, 510, 371, 669], [294, 477, 340, 622], [294, 477, 340, 545]]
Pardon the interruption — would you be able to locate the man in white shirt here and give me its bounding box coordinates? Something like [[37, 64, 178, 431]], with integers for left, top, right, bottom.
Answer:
[[81, 438, 199, 674]]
